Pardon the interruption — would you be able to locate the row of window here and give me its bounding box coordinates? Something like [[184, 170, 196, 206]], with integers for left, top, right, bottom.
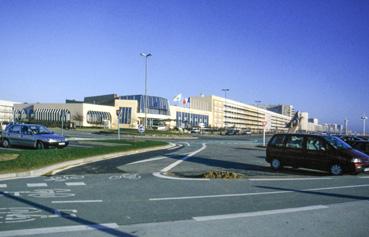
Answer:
[[176, 112, 209, 127], [121, 95, 170, 115], [86, 111, 112, 124]]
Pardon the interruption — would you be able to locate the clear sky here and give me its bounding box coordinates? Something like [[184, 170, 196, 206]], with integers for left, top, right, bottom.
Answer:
[[0, 0, 368, 131]]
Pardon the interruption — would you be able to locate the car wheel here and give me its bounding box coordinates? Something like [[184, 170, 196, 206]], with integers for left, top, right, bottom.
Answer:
[[330, 164, 343, 175], [271, 159, 282, 171], [36, 141, 45, 150], [2, 139, 10, 148]]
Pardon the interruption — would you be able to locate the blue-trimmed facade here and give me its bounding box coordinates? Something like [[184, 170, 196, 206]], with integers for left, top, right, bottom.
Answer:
[[120, 95, 170, 116]]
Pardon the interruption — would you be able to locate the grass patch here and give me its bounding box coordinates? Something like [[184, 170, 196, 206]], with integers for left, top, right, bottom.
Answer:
[[0, 140, 167, 174]]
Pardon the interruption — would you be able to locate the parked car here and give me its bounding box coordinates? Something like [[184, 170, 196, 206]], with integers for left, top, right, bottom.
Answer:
[[266, 133, 369, 175], [1, 124, 69, 149], [338, 135, 369, 155]]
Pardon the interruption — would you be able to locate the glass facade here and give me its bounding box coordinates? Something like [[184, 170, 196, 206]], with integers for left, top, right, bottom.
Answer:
[[176, 112, 209, 128], [34, 109, 71, 122], [86, 111, 111, 124], [120, 95, 170, 116], [119, 107, 132, 124]]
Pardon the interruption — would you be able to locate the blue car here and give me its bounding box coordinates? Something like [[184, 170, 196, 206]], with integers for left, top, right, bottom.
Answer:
[[1, 124, 69, 149]]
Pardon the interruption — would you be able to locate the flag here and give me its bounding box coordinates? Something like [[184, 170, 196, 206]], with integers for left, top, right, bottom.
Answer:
[[173, 93, 182, 102], [187, 97, 191, 104], [182, 98, 187, 105]]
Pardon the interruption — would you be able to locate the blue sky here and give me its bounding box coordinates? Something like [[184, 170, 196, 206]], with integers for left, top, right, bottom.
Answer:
[[0, 0, 368, 131]]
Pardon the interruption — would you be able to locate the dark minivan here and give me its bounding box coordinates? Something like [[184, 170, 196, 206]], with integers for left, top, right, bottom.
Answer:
[[266, 134, 369, 175]]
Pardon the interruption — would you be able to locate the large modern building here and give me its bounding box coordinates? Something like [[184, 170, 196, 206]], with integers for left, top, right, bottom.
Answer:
[[0, 100, 20, 124], [8, 93, 328, 133], [190, 95, 292, 132]]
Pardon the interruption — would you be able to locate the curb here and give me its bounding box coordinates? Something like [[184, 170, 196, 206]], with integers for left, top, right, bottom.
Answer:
[[0, 143, 176, 181]]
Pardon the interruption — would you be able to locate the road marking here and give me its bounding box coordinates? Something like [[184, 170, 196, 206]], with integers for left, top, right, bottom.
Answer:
[[305, 184, 369, 191], [126, 156, 167, 165], [51, 200, 103, 204], [149, 184, 369, 201], [193, 205, 328, 222], [152, 172, 210, 181], [359, 176, 369, 178], [178, 142, 190, 147], [249, 177, 333, 181], [26, 183, 48, 188], [0, 184, 7, 188], [65, 182, 86, 186], [160, 143, 207, 173], [150, 190, 292, 201], [0, 223, 119, 236]]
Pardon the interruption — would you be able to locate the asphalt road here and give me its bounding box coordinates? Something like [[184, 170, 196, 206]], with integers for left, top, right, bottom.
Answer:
[[1, 135, 368, 237]]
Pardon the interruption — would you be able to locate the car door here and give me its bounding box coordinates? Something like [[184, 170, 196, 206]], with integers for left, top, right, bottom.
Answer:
[[305, 136, 331, 171], [284, 135, 305, 167], [7, 125, 22, 145], [20, 125, 35, 147]]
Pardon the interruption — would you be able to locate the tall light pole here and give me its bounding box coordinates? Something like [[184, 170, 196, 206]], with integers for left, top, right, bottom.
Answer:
[[221, 89, 230, 129], [140, 52, 152, 130], [255, 100, 262, 134], [361, 115, 368, 136]]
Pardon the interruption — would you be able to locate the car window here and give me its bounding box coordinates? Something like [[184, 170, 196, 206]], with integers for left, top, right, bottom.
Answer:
[[9, 125, 21, 134], [285, 135, 304, 149], [269, 135, 285, 147], [306, 137, 326, 151], [324, 136, 351, 150]]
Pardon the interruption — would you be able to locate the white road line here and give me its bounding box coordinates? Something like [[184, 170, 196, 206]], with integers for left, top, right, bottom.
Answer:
[[178, 142, 190, 147], [51, 200, 103, 204], [193, 205, 328, 222], [26, 183, 48, 188], [168, 145, 182, 151], [150, 190, 292, 201], [0, 223, 118, 237], [160, 143, 207, 173], [65, 182, 86, 186], [249, 177, 333, 181], [305, 184, 369, 191], [149, 184, 369, 201], [126, 156, 167, 165], [153, 172, 210, 181], [0, 184, 7, 188], [359, 176, 369, 178]]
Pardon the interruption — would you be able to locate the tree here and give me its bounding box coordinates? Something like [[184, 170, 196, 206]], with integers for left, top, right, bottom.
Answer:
[[73, 113, 84, 128]]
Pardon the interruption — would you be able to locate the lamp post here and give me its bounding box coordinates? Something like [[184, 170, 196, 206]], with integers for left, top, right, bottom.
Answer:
[[140, 52, 152, 131], [361, 115, 368, 136], [255, 100, 261, 134], [221, 89, 230, 129]]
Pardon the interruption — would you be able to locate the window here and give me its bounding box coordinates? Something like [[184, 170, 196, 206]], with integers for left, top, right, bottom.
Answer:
[[286, 135, 304, 149], [306, 137, 326, 151], [9, 125, 21, 134], [269, 135, 286, 147]]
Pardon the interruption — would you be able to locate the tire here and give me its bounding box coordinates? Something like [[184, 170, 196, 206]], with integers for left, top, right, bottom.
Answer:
[[329, 164, 343, 176], [36, 141, 45, 150], [271, 159, 282, 171], [2, 139, 10, 148]]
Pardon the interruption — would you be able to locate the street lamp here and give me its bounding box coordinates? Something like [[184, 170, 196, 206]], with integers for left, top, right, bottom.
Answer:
[[221, 89, 230, 128], [255, 100, 262, 134], [361, 115, 368, 136], [140, 52, 152, 130]]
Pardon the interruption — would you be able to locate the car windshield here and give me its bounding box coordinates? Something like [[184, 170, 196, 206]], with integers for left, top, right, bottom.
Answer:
[[30, 125, 53, 135], [324, 136, 351, 150]]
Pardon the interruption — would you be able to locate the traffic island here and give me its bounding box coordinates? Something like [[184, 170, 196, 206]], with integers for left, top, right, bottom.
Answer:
[[168, 170, 246, 179], [0, 140, 171, 180]]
